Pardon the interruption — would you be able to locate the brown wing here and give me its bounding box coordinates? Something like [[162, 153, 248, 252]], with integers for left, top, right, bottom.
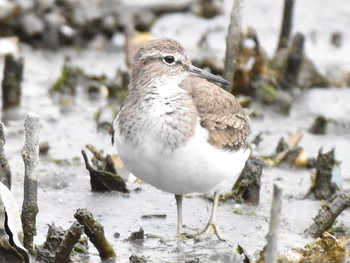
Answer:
[[180, 76, 250, 150]]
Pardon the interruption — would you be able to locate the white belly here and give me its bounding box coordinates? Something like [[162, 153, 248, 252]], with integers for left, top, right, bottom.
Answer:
[[114, 122, 250, 195]]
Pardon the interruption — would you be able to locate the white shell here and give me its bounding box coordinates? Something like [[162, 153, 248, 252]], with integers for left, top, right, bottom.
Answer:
[[0, 182, 29, 262]]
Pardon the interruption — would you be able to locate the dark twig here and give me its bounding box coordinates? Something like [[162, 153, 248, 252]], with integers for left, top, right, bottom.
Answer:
[[53, 221, 84, 263], [74, 208, 116, 259], [277, 0, 295, 51], [306, 191, 350, 238], [281, 33, 305, 90], [2, 54, 24, 109], [0, 122, 11, 189], [21, 113, 40, 252]]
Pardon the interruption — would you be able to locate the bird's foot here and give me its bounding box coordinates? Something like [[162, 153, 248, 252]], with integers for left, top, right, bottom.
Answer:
[[185, 222, 225, 241]]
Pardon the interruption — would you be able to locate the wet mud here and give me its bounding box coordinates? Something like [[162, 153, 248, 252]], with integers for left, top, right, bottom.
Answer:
[[0, 0, 349, 262]]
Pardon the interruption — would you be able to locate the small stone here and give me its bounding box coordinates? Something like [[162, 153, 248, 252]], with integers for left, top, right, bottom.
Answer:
[[39, 141, 50, 154], [331, 31, 343, 48]]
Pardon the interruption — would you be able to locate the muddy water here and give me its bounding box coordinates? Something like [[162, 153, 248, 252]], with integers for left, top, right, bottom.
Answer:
[[0, 45, 349, 263]]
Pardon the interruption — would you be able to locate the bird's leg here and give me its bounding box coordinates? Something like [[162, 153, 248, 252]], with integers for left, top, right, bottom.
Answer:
[[175, 194, 186, 239], [186, 191, 225, 241], [147, 195, 185, 241]]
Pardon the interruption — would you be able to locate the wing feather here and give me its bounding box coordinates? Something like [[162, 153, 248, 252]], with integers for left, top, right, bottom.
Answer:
[[180, 76, 250, 150]]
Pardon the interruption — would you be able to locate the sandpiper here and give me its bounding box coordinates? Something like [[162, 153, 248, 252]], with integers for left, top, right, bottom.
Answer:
[[111, 38, 250, 240]]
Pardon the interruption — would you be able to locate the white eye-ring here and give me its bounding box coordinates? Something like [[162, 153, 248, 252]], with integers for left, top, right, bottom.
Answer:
[[162, 55, 176, 65]]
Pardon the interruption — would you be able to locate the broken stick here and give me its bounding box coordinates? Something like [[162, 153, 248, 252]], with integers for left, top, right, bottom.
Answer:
[[74, 208, 116, 259], [53, 221, 84, 263], [281, 33, 305, 90], [223, 0, 243, 92], [306, 191, 350, 238], [21, 113, 40, 251], [264, 182, 283, 263], [276, 0, 295, 51], [2, 54, 24, 109]]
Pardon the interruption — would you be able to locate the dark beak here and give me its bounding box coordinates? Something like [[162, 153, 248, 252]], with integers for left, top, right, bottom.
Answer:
[[186, 64, 230, 85]]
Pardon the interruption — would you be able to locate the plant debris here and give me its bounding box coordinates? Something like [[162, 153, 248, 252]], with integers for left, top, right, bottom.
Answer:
[[81, 149, 129, 193], [307, 148, 341, 200], [129, 254, 148, 263], [127, 228, 145, 242], [141, 214, 167, 219], [263, 130, 309, 167], [228, 157, 263, 206], [36, 223, 88, 263], [74, 208, 116, 259], [51, 57, 129, 99], [306, 191, 350, 238], [277, 232, 348, 263]]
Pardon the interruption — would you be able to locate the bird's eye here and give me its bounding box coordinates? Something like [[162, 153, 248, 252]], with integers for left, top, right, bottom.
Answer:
[[162, 55, 175, 65]]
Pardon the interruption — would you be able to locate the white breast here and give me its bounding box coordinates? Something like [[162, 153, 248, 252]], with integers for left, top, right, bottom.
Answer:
[[114, 120, 250, 195]]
